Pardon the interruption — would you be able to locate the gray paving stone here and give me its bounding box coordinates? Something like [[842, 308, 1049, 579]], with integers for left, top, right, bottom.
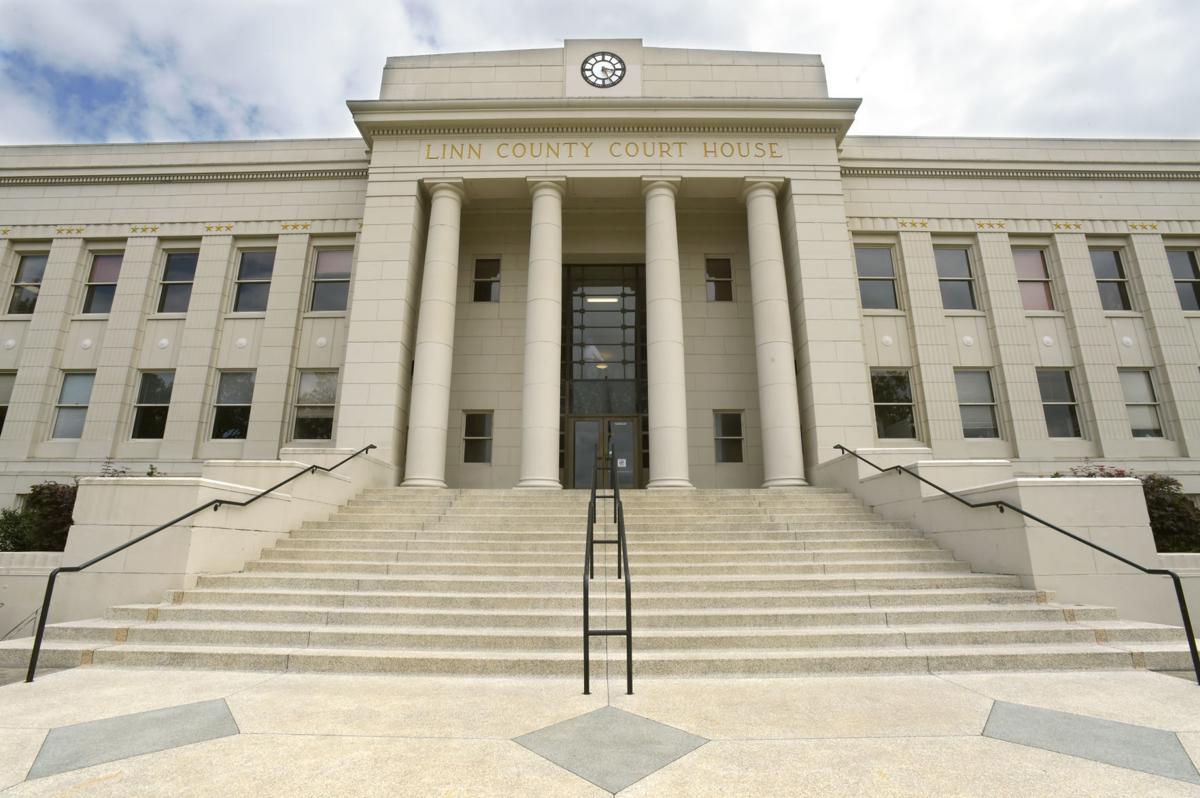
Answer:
[[983, 700, 1200, 784], [27, 698, 239, 779], [514, 705, 707, 793]]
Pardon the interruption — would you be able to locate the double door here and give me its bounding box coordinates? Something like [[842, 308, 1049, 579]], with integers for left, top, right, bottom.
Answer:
[[569, 416, 640, 489]]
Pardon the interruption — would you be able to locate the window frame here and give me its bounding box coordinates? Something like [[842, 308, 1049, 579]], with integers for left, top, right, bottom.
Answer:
[[1167, 248, 1200, 312], [81, 252, 123, 315], [210, 370, 256, 440], [8, 251, 48, 315], [934, 246, 978, 311], [156, 250, 199, 315], [853, 245, 901, 311], [0, 371, 15, 436], [471, 258, 501, 303], [131, 370, 175, 440], [462, 410, 494, 463], [713, 410, 744, 463], [1012, 247, 1056, 311], [52, 371, 95, 440], [704, 257, 734, 303], [869, 367, 919, 439], [954, 369, 1000, 439], [1119, 368, 1164, 439], [308, 246, 353, 313], [1036, 368, 1084, 439], [291, 369, 338, 441], [1090, 247, 1134, 312], [231, 249, 276, 314]]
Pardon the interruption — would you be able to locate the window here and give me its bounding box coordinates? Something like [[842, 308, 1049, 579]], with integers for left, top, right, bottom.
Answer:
[[52, 372, 94, 439], [158, 252, 198, 313], [955, 370, 999, 438], [310, 249, 352, 312], [1090, 249, 1132, 311], [463, 412, 493, 463], [870, 368, 917, 438], [82, 253, 122, 314], [1120, 370, 1163, 438], [1037, 369, 1082, 438], [713, 411, 744, 463], [1014, 248, 1055, 311], [854, 246, 899, 309], [293, 370, 337, 440], [0, 372, 14, 434], [132, 371, 174, 439], [8, 254, 47, 314], [211, 371, 255, 439], [705, 258, 733, 302], [232, 251, 275, 312], [472, 258, 500, 303], [935, 248, 976, 310], [1168, 250, 1200, 312]]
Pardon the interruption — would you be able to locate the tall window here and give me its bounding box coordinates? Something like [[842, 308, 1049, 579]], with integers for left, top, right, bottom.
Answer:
[[310, 249, 352, 312], [1090, 249, 1132, 311], [472, 258, 500, 303], [293, 370, 337, 440], [955, 370, 999, 438], [132, 371, 174, 439], [1120, 370, 1163, 438], [52, 372, 95, 439], [1014, 248, 1054, 311], [1168, 250, 1200, 312], [1037, 369, 1082, 438], [713, 411, 744, 463], [0, 372, 14, 434], [935, 248, 976, 310], [463, 411, 493, 463], [233, 251, 275, 312], [82, 253, 123, 314], [8, 254, 47, 314], [870, 368, 917, 438], [158, 252, 198, 313], [705, 258, 733, 302], [854, 247, 899, 309], [211, 371, 255, 439]]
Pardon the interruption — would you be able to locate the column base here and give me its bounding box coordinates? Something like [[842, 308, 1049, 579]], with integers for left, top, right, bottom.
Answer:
[[761, 477, 809, 488], [515, 479, 562, 489], [647, 479, 695, 489], [399, 477, 448, 488]]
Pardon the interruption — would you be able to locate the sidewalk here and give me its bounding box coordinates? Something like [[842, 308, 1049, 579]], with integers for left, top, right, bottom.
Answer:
[[2, 666, 1199, 796]]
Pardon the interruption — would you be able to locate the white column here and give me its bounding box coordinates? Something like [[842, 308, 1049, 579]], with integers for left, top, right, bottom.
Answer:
[[743, 179, 806, 487], [402, 180, 465, 488], [517, 178, 566, 488], [643, 177, 693, 488]]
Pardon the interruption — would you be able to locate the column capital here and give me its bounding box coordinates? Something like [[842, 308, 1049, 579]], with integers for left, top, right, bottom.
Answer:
[[527, 177, 567, 198], [642, 176, 682, 197], [740, 177, 786, 203], [421, 178, 466, 202]]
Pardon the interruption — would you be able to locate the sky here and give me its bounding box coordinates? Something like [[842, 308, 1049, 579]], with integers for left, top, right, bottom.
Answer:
[[0, 0, 1197, 145]]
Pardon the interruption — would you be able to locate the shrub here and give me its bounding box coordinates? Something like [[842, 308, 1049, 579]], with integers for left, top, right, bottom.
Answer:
[[1058, 465, 1200, 553], [0, 482, 77, 552]]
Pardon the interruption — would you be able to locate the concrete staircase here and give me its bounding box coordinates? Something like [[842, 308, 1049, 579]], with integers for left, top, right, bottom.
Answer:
[[1, 487, 1193, 677]]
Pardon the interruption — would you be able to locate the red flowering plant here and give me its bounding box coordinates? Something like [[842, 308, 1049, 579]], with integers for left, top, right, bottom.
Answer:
[[1052, 463, 1200, 552]]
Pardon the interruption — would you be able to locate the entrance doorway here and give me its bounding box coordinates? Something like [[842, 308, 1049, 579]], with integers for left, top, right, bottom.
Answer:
[[561, 265, 648, 488]]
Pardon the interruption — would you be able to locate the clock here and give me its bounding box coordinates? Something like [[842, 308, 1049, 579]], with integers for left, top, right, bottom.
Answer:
[[581, 52, 626, 88]]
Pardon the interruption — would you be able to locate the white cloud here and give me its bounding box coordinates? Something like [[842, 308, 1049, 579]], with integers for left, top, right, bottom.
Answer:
[[0, 0, 1196, 144]]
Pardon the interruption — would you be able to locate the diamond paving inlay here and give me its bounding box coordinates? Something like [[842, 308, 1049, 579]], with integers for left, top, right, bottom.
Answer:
[[983, 701, 1200, 784], [27, 699, 239, 780], [514, 706, 708, 793]]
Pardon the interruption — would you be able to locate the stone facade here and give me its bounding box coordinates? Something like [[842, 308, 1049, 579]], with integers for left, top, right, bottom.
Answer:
[[0, 39, 1198, 502]]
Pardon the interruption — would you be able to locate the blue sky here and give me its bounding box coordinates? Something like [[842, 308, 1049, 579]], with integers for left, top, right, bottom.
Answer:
[[0, 0, 1197, 144]]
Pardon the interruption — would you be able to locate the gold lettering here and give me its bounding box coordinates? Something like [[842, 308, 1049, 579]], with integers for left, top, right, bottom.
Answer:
[[769, 142, 782, 158], [497, 143, 510, 158], [720, 142, 735, 158], [564, 142, 577, 158], [609, 142, 622, 157], [658, 142, 672, 158], [625, 142, 639, 157], [425, 143, 439, 160], [703, 142, 718, 158], [512, 143, 527, 158], [736, 143, 750, 157], [546, 142, 560, 159], [449, 143, 464, 160], [581, 142, 593, 158], [754, 142, 767, 158], [673, 141, 686, 157], [468, 143, 482, 159]]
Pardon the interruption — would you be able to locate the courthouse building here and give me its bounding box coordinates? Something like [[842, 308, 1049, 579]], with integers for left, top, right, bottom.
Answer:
[[0, 38, 1199, 503]]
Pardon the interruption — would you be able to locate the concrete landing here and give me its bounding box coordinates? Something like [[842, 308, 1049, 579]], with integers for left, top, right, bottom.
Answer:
[[2, 668, 1200, 795]]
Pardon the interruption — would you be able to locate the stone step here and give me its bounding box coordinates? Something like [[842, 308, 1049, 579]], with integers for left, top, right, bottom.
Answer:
[[302, 519, 912, 532], [261, 547, 950, 564], [287, 528, 920, 542], [273, 537, 940, 553], [242, 559, 971, 577]]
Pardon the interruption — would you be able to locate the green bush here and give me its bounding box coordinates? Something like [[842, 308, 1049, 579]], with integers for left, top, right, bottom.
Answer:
[[1057, 465, 1200, 553], [0, 482, 77, 553]]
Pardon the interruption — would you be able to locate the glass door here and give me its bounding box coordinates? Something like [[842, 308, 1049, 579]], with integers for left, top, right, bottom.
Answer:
[[570, 416, 640, 489]]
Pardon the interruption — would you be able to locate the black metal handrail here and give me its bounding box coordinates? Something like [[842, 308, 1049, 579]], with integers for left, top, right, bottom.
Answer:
[[834, 443, 1200, 685], [583, 445, 634, 695], [24, 444, 377, 682]]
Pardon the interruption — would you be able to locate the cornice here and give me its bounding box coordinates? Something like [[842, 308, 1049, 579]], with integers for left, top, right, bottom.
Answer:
[[840, 165, 1200, 181], [366, 123, 844, 137], [0, 167, 369, 188], [846, 217, 1200, 235]]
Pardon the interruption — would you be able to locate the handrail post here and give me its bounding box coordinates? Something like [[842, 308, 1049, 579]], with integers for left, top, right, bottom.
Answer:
[[24, 569, 61, 683], [1169, 573, 1200, 685]]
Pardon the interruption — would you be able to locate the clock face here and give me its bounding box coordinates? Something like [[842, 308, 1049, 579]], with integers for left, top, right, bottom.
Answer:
[[581, 52, 626, 88]]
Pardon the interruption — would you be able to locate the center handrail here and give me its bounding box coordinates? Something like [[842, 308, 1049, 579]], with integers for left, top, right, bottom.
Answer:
[[582, 445, 634, 695], [24, 443, 376, 683], [833, 443, 1200, 685]]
